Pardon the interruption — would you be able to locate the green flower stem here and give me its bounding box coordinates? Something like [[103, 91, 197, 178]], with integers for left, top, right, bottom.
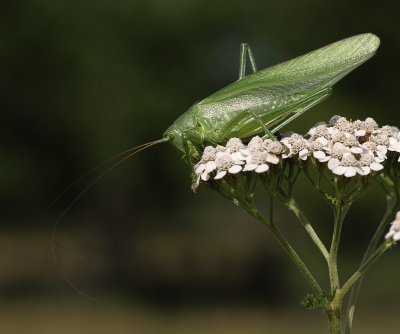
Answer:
[[344, 175, 400, 334], [281, 194, 330, 262], [344, 212, 395, 334], [327, 307, 341, 334], [340, 239, 394, 299], [329, 199, 348, 294], [325, 198, 347, 334], [247, 207, 323, 296]]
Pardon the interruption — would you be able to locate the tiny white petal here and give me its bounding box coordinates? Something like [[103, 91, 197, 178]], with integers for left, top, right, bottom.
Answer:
[[361, 166, 370, 175], [355, 166, 365, 174], [214, 171, 227, 179], [228, 165, 242, 174], [205, 161, 217, 173], [216, 151, 228, 158], [231, 151, 246, 162], [370, 162, 383, 171], [255, 164, 269, 173], [344, 167, 357, 178], [333, 166, 346, 175], [195, 164, 206, 174], [328, 158, 341, 170], [394, 232, 400, 241], [299, 148, 310, 159], [233, 159, 245, 165], [328, 127, 338, 136], [332, 142, 347, 151], [243, 164, 257, 171], [319, 156, 331, 162], [376, 151, 387, 161], [351, 147, 363, 154], [377, 145, 388, 154], [354, 129, 366, 136], [240, 148, 251, 156], [389, 137, 400, 147], [266, 153, 279, 164], [316, 137, 329, 146], [386, 231, 395, 239], [201, 172, 210, 181], [313, 151, 326, 159]]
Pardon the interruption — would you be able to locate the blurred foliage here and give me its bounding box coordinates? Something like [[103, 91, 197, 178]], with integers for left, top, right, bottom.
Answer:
[[1, 0, 400, 325]]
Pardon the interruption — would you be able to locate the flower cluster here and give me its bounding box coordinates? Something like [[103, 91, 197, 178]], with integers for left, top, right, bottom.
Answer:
[[193, 116, 400, 188], [385, 211, 400, 241]]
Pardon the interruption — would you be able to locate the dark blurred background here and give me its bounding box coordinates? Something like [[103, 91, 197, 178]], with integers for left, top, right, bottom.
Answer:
[[1, 0, 400, 333]]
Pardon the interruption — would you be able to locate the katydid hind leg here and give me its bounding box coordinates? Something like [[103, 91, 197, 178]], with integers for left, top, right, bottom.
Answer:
[[217, 88, 331, 141], [238, 43, 258, 80], [246, 44, 258, 73], [269, 88, 332, 136], [238, 43, 247, 80], [249, 110, 276, 140]]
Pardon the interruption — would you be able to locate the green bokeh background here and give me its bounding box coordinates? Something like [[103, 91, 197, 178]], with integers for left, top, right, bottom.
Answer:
[[1, 1, 400, 333]]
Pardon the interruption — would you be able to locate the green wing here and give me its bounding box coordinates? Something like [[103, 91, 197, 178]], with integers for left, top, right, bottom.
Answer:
[[190, 33, 379, 143], [202, 33, 380, 103]]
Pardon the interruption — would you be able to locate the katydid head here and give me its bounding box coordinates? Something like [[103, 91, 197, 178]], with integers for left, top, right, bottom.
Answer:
[[164, 124, 185, 156], [164, 123, 201, 164]]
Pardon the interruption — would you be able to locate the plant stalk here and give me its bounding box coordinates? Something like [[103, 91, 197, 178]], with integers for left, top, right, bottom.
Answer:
[[343, 172, 400, 334], [248, 207, 323, 296]]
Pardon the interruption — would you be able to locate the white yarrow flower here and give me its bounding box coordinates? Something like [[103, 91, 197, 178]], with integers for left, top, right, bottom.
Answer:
[[308, 123, 330, 140], [243, 150, 270, 173], [214, 152, 243, 179], [329, 115, 342, 125], [385, 212, 400, 241], [358, 153, 384, 175], [371, 132, 390, 147], [334, 117, 355, 133], [193, 115, 400, 188], [309, 140, 328, 162], [364, 117, 379, 132], [353, 120, 368, 137], [281, 133, 310, 159], [194, 146, 218, 181], [239, 136, 263, 158], [263, 139, 283, 164], [388, 137, 400, 153], [225, 137, 245, 152], [328, 153, 363, 177]]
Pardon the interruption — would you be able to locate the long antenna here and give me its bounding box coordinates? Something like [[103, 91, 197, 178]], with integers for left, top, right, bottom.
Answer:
[[50, 138, 168, 299], [45, 139, 168, 256], [46, 139, 167, 212]]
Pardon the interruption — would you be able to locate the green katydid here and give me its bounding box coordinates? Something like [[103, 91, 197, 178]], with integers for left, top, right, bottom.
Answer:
[[55, 33, 381, 196], [163, 33, 379, 168]]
